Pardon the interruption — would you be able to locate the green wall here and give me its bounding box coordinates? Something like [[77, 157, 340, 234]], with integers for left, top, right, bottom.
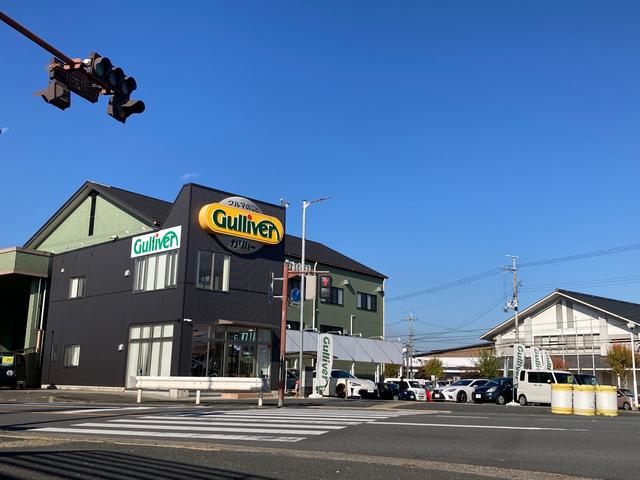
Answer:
[[36, 196, 151, 253], [285, 258, 384, 339]]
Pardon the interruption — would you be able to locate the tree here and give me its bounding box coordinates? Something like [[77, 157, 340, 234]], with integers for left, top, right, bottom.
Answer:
[[417, 358, 444, 380], [606, 343, 634, 387], [473, 349, 500, 379], [550, 356, 568, 371], [383, 363, 400, 378]]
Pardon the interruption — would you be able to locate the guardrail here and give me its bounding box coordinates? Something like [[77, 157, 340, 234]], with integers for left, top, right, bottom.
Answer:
[[135, 376, 269, 405]]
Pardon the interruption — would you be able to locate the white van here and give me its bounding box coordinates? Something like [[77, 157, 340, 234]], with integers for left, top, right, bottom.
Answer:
[[384, 378, 427, 401], [516, 369, 576, 406]]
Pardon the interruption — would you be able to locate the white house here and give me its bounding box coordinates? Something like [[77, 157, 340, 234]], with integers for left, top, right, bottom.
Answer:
[[480, 289, 640, 386]]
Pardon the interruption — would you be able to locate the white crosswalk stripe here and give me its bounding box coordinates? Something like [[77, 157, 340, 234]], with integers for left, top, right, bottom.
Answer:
[[27, 408, 413, 444]]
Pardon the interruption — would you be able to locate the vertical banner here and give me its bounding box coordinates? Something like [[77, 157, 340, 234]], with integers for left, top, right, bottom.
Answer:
[[543, 350, 553, 370], [532, 346, 544, 370], [314, 334, 333, 396], [513, 343, 526, 386]]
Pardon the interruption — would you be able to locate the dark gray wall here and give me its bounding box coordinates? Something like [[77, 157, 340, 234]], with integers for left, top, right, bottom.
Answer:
[[41, 184, 286, 388]]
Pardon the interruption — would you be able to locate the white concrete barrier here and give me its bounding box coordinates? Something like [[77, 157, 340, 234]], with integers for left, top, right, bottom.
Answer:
[[551, 383, 573, 415], [135, 376, 268, 405], [573, 385, 596, 416], [595, 385, 618, 417]]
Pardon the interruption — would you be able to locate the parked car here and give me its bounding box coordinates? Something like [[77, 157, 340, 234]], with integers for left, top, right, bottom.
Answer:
[[473, 377, 513, 405], [329, 370, 377, 398], [617, 389, 636, 410], [378, 382, 416, 401], [441, 379, 490, 403], [516, 369, 575, 406], [384, 378, 427, 401], [575, 374, 599, 386], [0, 354, 25, 390]]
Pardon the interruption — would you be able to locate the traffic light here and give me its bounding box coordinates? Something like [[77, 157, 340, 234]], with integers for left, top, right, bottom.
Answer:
[[87, 52, 145, 124], [35, 78, 70, 110], [319, 275, 332, 301]]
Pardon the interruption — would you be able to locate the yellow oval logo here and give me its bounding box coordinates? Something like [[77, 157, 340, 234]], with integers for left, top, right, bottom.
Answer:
[[199, 203, 284, 245]]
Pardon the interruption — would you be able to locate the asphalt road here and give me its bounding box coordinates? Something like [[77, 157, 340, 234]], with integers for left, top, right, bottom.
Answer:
[[0, 398, 636, 480]]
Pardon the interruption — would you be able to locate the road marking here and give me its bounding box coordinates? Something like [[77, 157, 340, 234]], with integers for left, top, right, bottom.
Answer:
[[24, 407, 414, 444], [137, 415, 364, 429], [32, 427, 304, 443], [374, 421, 588, 432], [435, 415, 490, 419], [161, 415, 362, 425], [108, 418, 344, 430], [58, 407, 154, 414], [77, 421, 330, 435]]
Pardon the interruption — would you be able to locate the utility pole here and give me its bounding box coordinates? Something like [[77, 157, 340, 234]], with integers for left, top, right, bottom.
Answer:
[[403, 313, 416, 379], [504, 255, 520, 406]]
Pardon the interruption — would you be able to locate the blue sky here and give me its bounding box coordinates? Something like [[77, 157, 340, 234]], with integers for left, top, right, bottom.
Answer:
[[2, 1, 640, 350]]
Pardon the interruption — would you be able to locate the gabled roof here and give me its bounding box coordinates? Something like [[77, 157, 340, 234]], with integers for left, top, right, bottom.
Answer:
[[415, 342, 493, 357], [25, 181, 172, 248], [285, 234, 387, 279], [480, 289, 640, 341]]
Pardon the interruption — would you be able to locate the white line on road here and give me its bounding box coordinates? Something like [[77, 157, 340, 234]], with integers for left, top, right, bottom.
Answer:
[[435, 415, 490, 419], [76, 422, 330, 435], [59, 407, 154, 414], [31, 427, 304, 443], [374, 421, 588, 432], [108, 418, 345, 429], [161, 415, 362, 425]]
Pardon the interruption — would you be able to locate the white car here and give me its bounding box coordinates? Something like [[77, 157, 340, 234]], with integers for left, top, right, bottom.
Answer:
[[385, 378, 427, 401], [329, 370, 377, 398], [441, 379, 490, 403]]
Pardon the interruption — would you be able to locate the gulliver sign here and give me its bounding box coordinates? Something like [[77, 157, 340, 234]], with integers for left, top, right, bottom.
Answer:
[[198, 196, 284, 254], [130, 226, 181, 258]]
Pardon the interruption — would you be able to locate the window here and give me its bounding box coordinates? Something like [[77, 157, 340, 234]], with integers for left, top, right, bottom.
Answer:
[[320, 287, 344, 306], [69, 277, 86, 299], [196, 250, 230, 291], [134, 250, 179, 292], [319, 324, 343, 334], [63, 344, 80, 367], [357, 292, 377, 311], [528, 372, 540, 383], [126, 323, 174, 385]]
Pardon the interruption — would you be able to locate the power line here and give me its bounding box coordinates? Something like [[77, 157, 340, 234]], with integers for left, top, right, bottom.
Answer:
[[386, 240, 640, 303]]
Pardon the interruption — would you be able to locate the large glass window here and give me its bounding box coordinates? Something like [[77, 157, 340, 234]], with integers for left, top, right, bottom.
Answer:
[[133, 251, 178, 292], [126, 323, 174, 388], [357, 292, 377, 311], [196, 250, 230, 291], [191, 325, 272, 378]]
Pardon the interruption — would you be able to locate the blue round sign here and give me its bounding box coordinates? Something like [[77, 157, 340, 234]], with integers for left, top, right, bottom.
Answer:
[[290, 288, 301, 302]]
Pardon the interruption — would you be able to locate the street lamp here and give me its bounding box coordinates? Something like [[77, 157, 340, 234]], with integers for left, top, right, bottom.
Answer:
[[628, 322, 638, 409], [298, 196, 330, 397]]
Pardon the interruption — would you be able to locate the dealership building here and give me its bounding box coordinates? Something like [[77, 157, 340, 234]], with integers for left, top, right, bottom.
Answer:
[[0, 181, 398, 391]]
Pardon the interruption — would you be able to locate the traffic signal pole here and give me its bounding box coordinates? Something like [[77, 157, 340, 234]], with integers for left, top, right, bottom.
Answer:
[[1, 10, 145, 122], [0, 11, 75, 65]]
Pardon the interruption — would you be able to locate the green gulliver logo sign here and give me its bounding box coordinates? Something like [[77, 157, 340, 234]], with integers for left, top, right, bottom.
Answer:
[[314, 334, 334, 396], [130, 226, 182, 258]]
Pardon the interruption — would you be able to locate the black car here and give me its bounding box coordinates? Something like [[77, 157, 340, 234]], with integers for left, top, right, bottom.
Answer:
[[0, 354, 25, 389], [377, 382, 416, 401], [472, 377, 513, 405], [574, 374, 598, 386]]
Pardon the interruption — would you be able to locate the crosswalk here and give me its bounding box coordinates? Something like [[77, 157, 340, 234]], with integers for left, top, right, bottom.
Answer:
[[27, 408, 413, 443]]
